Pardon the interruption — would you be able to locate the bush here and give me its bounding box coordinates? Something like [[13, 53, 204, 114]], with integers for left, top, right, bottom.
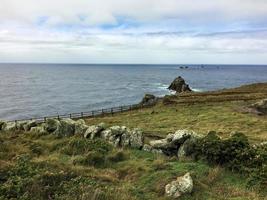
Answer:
[[187, 132, 267, 190]]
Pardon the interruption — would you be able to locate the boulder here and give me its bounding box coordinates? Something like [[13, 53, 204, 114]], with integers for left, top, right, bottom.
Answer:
[[84, 123, 106, 139], [165, 172, 193, 198], [14, 121, 27, 131], [2, 122, 17, 131], [56, 119, 76, 137], [120, 131, 131, 147], [45, 118, 61, 133], [149, 130, 202, 156], [143, 144, 164, 154], [129, 128, 144, 149], [251, 99, 267, 114], [168, 76, 192, 93], [100, 126, 126, 147], [149, 138, 170, 149], [177, 131, 204, 158], [30, 126, 47, 135], [0, 121, 7, 131], [74, 119, 88, 135], [23, 120, 37, 131], [140, 94, 158, 106]]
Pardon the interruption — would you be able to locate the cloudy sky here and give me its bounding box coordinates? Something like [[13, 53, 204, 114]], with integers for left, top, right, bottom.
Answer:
[[0, 0, 267, 64]]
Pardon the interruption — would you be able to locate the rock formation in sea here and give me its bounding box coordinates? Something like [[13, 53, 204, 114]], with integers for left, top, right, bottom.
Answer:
[[168, 76, 192, 93]]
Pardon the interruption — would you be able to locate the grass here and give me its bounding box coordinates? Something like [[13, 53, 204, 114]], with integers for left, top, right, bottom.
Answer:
[[86, 101, 267, 142], [0, 130, 265, 200], [0, 83, 267, 199]]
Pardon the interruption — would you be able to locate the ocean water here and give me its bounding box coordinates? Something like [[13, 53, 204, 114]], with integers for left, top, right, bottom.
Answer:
[[0, 64, 267, 120]]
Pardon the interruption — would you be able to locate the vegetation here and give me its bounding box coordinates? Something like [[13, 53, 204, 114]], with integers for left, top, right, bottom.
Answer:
[[0, 83, 267, 199]]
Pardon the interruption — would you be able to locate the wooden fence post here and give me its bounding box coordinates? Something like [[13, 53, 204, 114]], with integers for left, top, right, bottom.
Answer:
[[81, 112, 83, 118], [92, 111, 94, 117], [69, 114, 72, 118]]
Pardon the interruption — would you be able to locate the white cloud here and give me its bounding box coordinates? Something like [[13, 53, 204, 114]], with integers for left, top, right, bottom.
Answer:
[[1, 0, 267, 25], [0, 0, 267, 63]]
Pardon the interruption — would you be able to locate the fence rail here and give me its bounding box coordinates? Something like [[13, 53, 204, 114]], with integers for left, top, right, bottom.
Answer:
[[8, 102, 154, 123]]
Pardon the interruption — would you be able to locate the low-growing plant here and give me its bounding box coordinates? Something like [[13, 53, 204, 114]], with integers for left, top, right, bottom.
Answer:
[[61, 137, 112, 156], [107, 150, 127, 163], [73, 151, 106, 168], [187, 132, 267, 191]]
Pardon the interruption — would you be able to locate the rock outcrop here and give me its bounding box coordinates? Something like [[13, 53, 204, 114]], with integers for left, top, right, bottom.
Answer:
[[1, 122, 17, 131], [165, 172, 193, 198], [84, 123, 106, 139], [140, 94, 158, 106], [251, 99, 267, 114], [148, 130, 202, 156], [168, 76, 192, 93]]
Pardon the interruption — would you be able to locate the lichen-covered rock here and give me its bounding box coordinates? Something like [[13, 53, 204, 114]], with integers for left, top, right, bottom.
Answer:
[[30, 126, 47, 135], [149, 130, 202, 156], [45, 118, 61, 133], [177, 134, 203, 159], [165, 172, 193, 198], [99, 125, 130, 147], [129, 128, 144, 149], [84, 123, 106, 139], [149, 138, 169, 149], [14, 121, 27, 131], [251, 99, 267, 114], [143, 144, 164, 154], [120, 131, 131, 147], [2, 122, 17, 131], [56, 119, 76, 137], [0, 120, 6, 130], [23, 120, 37, 131], [74, 119, 88, 135], [139, 94, 158, 106]]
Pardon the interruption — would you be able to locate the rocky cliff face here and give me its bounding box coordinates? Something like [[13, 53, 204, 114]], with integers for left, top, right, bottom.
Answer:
[[168, 76, 192, 93]]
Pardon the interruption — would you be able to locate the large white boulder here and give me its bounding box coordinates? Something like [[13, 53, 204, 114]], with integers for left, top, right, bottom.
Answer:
[[165, 172, 193, 198], [84, 123, 106, 139], [30, 125, 47, 135], [74, 119, 88, 135], [45, 118, 61, 133], [23, 120, 37, 131], [2, 122, 17, 131], [129, 128, 144, 149], [56, 119, 76, 137]]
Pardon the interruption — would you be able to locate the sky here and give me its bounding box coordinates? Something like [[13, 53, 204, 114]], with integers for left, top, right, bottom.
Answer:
[[0, 0, 267, 64]]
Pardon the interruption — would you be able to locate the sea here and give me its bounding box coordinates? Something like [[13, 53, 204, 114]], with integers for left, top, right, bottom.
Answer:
[[0, 64, 267, 120]]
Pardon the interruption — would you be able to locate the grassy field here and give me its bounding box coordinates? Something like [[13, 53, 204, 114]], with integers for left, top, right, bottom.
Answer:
[[0, 83, 266, 199], [86, 83, 267, 142], [0, 131, 265, 200]]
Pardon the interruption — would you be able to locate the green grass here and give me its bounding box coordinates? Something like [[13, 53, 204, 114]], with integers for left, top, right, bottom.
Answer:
[[1, 83, 267, 199], [86, 101, 267, 142], [0, 130, 265, 200]]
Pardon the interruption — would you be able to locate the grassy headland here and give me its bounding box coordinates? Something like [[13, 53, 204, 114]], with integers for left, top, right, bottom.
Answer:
[[0, 82, 266, 199]]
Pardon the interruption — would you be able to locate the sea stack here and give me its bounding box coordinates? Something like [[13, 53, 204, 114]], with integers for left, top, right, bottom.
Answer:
[[168, 76, 192, 93]]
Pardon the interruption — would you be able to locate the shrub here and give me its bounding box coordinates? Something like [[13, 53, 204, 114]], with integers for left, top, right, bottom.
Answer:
[[187, 132, 267, 190]]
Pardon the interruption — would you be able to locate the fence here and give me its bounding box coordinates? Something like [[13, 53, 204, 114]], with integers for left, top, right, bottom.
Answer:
[[9, 102, 155, 123]]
